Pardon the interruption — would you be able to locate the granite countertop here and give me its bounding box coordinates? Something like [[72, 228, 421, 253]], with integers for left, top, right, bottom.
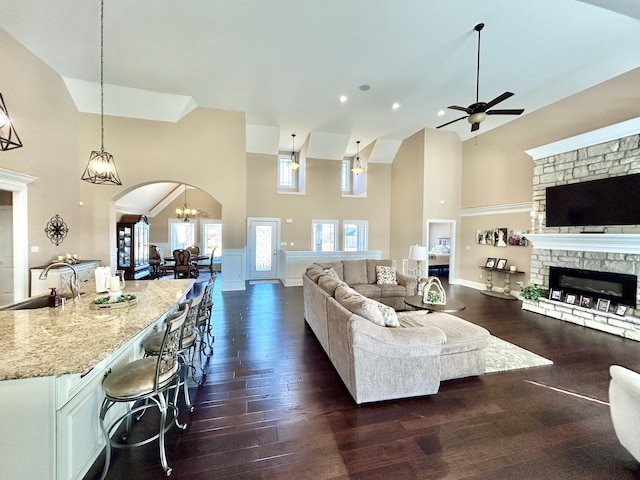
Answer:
[[0, 279, 193, 381]]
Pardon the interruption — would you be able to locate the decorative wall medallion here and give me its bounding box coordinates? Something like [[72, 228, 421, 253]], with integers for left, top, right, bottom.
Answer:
[[45, 214, 69, 245]]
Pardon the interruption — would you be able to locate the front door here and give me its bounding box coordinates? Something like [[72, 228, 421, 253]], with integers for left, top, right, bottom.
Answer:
[[248, 218, 280, 280]]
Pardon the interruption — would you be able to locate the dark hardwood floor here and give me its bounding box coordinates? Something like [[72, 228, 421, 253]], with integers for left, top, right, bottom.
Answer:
[[85, 276, 640, 479]]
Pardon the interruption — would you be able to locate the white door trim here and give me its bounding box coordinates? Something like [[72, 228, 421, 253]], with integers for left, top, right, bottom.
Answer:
[[0, 168, 37, 301]]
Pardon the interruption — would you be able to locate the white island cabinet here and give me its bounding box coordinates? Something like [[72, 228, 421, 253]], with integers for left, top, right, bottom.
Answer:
[[0, 279, 193, 480]]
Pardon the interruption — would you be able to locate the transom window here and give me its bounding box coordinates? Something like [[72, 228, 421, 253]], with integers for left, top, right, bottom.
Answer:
[[278, 155, 297, 190]]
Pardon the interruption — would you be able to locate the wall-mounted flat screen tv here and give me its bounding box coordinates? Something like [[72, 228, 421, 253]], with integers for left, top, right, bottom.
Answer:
[[546, 173, 640, 227]]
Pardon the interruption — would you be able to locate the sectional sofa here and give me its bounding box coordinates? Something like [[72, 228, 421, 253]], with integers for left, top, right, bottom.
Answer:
[[303, 260, 491, 404]]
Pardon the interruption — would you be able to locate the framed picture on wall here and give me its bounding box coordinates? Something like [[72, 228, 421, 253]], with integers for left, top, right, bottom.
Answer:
[[507, 230, 529, 247], [565, 293, 577, 305], [485, 258, 496, 268], [496, 258, 507, 269], [494, 227, 508, 247]]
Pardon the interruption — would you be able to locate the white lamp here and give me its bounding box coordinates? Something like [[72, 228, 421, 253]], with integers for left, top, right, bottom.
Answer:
[[408, 244, 428, 280]]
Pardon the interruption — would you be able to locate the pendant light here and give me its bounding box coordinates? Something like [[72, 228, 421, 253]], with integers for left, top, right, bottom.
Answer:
[[351, 140, 364, 175], [0, 93, 23, 151], [288, 134, 300, 170], [81, 0, 122, 185]]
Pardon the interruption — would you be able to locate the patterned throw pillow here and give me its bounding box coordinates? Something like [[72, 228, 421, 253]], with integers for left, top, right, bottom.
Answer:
[[378, 304, 399, 327], [376, 265, 397, 285]]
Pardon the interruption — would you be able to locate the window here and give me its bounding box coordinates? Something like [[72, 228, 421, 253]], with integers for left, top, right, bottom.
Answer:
[[312, 220, 338, 252], [201, 221, 222, 262], [341, 158, 367, 197], [341, 160, 351, 193], [343, 220, 368, 251], [169, 219, 195, 253], [278, 155, 297, 190]]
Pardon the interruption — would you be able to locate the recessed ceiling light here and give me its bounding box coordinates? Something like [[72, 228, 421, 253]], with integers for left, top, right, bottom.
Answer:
[[392, 102, 400, 110], [339, 95, 348, 103], [437, 110, 445, 116], [358, 84, 371, 91]]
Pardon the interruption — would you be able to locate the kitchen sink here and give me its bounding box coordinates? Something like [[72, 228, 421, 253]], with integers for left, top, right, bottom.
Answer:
[[0, 295, 52, 311]]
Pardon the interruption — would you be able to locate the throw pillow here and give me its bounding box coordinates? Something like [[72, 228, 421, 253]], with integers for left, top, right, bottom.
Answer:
[[334, 285, 385, 327], [377, 304, 399, 327], [376, 265, 397, 285]]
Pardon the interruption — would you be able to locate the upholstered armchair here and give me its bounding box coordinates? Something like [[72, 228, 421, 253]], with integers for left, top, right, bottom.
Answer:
[[609, 365, 640, 462]]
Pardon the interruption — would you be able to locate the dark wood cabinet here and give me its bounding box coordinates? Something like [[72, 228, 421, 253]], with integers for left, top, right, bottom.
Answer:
[[117, 214, 150, 280]]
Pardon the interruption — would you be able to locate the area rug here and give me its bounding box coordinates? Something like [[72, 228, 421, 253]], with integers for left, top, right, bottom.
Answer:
[[396, 311, 552, 373], [484, 335, 553, 373]]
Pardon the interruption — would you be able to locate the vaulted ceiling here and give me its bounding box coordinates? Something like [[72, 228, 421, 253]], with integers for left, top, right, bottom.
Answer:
[[2, 0, 639, 163], [2, 1, 640, 213]]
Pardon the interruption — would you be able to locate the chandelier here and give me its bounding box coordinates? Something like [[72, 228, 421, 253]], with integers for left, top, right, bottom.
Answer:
[[81, 0, 122, 185], [176, 185, 201, 222]]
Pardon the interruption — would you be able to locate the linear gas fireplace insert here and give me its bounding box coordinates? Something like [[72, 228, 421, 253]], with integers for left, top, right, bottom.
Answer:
[[549, 266, 637, 308]]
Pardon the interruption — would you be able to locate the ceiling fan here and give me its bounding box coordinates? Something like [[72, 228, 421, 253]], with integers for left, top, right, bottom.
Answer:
[[437, 23, 524, 133]]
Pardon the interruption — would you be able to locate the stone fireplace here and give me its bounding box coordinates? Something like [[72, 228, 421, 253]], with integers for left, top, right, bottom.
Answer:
[[522, 120, 640, 341]]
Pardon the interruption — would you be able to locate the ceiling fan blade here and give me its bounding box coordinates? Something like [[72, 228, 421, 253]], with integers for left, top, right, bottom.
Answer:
[[470, 122, 480, 132], [436, 115, 469, 129], [487, 109, 524, 115], [448, 105, 471, 113], [484, 91, 514, 110]]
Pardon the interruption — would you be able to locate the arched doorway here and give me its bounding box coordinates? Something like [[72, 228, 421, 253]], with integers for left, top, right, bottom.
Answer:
[[114, 181, 222, 277]]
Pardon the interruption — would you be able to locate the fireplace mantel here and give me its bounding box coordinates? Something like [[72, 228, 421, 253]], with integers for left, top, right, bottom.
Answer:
[[526, 234, 640, 254]]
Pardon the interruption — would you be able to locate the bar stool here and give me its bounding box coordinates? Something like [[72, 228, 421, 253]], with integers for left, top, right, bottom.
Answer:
[[195, 275, 216, 378], [142, 293, 204, 409], [98, 306, 187, 479]]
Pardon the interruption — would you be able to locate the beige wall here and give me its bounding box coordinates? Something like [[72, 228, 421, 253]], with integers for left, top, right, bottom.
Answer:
[[77, 107, 246, 260], [0, 28, 246, 268], [246, 153, 392, 254], [390, 128, 462, 267], [0, 28, 82, 265], [390, 129, 425, 263]]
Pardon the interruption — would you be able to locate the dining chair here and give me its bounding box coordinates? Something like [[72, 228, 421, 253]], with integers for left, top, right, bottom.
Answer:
[[149, 245, 164, 278], [173, 249, 198, 278]]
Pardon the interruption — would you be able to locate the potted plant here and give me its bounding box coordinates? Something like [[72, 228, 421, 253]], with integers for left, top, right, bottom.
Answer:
[[521, 283, 542, 301]]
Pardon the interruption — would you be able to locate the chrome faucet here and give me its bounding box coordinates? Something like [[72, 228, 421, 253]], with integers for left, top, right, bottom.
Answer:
[[39, 262, 81, 301]]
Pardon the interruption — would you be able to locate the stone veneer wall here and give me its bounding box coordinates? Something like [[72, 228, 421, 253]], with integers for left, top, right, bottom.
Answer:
[[524, 133, 640, 341]]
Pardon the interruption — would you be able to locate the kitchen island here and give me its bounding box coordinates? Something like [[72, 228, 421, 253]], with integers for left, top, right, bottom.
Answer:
[[0, 279, 193, 480]]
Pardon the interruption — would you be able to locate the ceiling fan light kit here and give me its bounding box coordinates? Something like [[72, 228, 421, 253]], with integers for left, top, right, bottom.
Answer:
[[437, 22, 524, 133]]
